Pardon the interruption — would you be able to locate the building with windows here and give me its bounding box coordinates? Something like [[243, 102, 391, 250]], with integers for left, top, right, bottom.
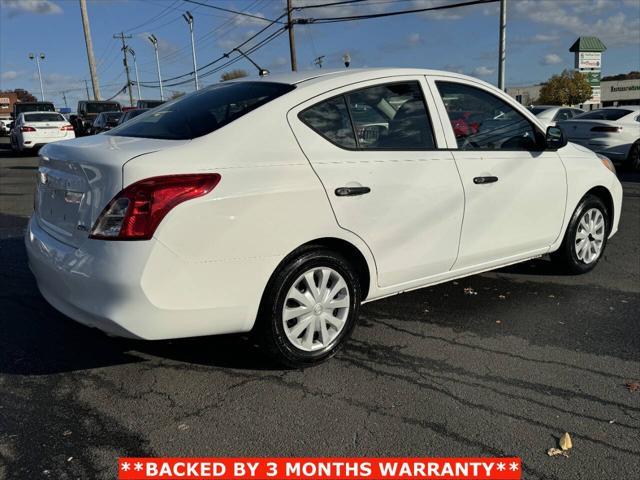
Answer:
[[0, 92, 18, 121]]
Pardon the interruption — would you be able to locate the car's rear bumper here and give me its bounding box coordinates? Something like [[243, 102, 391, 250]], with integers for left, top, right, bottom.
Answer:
[[25, 216, 261, 340]]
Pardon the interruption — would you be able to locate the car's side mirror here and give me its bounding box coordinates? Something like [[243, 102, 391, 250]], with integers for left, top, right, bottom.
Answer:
[[546, 126, 567, 150]]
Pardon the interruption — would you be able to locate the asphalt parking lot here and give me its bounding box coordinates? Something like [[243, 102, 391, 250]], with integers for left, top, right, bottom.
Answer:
[[0, 140, 638, 480]]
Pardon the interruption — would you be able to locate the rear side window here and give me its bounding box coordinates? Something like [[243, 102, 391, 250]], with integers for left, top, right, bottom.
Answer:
[[436, 81, 541, 151], [108, 82, 294, 140], [298, 81, 435, 150], [299, 96, 356, 149], [24, 113, 65, 122], [574, 109, 631, 121], [346, 82, 435, 149]]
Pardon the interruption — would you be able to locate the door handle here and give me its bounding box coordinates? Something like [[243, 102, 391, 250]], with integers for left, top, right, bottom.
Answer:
[[473, 176, 499, 185], [335, 186, 371, 197]]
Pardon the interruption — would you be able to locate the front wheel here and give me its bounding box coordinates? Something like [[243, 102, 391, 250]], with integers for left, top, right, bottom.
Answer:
[[551, 194, 610, 274], [257, 248, 361, 368], [625, 141, 640, 172]]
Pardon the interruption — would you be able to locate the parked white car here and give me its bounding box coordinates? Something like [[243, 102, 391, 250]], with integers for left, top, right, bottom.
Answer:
[[10, 111, 75, 152], [528, 105, 584, 128], [559, 106, 640, 170], [26, 68, 623, 367]]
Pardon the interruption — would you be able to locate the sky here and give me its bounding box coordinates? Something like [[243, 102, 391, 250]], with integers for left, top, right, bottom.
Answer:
[[1, 0, 639, 110]]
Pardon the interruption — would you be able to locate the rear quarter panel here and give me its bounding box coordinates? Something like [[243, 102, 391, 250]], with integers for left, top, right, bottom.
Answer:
[[123, 101, 377, 331]]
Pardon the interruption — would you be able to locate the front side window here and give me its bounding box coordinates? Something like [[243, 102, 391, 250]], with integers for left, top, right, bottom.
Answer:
[[108, 82, 294, 140], [437, 81, 541, 150], [554, 109, 572, 122]]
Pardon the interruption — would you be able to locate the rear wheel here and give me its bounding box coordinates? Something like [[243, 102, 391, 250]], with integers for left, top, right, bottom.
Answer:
[[551, 194, 609, 274], [257, 248, 361, 368], [625, 141, 640, 172]]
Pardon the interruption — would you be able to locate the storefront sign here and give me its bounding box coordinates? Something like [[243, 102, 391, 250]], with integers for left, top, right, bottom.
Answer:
[[577, 52, 601, 69]]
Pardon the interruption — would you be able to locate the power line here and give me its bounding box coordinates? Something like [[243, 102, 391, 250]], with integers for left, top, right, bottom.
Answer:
[[183, 0, 282, 23], [138, 12, 287, 85], [124, 0, 182, 33], [296, 0, 498, 23]]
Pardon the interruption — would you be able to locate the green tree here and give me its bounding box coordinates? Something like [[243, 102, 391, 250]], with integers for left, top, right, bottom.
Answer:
[[537, 69, 593, 106], [220, 69, 248, 82]]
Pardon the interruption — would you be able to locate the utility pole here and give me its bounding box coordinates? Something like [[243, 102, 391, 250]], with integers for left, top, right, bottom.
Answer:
[[114, 32, 134, 107], [84, 79, 90, 100], [287, 0, 297, 71], [497, 0, 506, 91], [182, 12, 199, 91], [128, 48, 142, 101], [79, 0, 101, 100], [62, 91, 68, 108], [148, 35, 164, 101], [29, 53, 45, 101], [314, 55, 325, 68]]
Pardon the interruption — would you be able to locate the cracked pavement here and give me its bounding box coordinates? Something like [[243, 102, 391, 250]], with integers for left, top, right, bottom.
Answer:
[[1, 143, 638, 479]]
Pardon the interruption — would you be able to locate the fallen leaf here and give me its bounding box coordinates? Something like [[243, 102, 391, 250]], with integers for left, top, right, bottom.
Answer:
[[498, 295, 506, 300], [547, 448, 569, 457], [496, 320, 502, 324], [178, 424, 189, 431], [62, 430, 72, 437], [625, 381, 640, 392], [559, 432, 573, 451], [464, 287, 477, 295]]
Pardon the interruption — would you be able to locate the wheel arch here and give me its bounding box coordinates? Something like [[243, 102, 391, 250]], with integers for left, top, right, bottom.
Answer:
[[585, 185, 614, 233]]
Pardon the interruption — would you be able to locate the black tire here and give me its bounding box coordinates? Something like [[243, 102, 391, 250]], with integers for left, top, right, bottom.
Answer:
[[257, 248, 361, 368], [551, 194, 610, 274], [625, 141, 640, 172]]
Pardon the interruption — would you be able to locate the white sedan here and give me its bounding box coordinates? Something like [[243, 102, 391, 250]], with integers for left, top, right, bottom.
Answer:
[[559, 106, 640, 170], [528, 105, 584, 128], [26, 68, 623, 367], [10, 111, 75, 153]]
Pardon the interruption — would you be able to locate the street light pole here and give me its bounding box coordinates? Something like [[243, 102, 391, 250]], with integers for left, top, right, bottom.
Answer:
[[29, 53, 45, 101], [497, 0, 507, 91], [183, 11, 199, 91], [128, 48, 142, 101], [148, 35, 164, 101]]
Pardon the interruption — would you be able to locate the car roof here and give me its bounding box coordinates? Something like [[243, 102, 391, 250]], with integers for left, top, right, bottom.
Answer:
[[228, 67, 491, 89]]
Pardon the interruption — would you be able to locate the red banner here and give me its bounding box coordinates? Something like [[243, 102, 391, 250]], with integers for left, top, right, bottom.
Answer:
[[118, 457, 521, 480]]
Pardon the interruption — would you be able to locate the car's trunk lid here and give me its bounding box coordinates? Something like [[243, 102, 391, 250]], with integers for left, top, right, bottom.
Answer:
[[35, 134, 188, 247], [560, 119, 619, 140]]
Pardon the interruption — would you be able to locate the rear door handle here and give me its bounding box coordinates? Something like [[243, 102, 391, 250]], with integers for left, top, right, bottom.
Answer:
[[473, 176, 499, 185], [335, 186, 371, 197]]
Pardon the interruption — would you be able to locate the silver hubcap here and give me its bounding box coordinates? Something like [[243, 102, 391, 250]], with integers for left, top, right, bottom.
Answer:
[[282, 267, 350, 352], [575, 208, 605, 264]]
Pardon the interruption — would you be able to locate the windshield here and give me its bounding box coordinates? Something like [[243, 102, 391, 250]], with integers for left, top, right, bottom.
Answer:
[[24, 113, 65, 122], [87, 103, 121, 114], [107, 82, 295, 140], [575, 109, 632, 121], [528, 107, 550, 115]]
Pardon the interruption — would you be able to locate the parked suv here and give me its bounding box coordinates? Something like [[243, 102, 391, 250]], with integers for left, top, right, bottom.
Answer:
[[71, 101, 121, 137]]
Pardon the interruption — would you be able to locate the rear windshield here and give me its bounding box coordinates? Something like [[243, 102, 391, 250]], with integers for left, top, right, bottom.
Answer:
[[24, 113, 65, 122], [107, 82, 295, 140], [575, 109, 632, 121], [87, 103, 121, 114]]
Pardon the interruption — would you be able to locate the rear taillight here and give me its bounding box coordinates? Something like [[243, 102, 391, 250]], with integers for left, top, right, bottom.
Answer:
[[591, 126, 622, 133], [60, 124, 74, 131], [89, 174, 221, 240], [21, 126, 36, 132]]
